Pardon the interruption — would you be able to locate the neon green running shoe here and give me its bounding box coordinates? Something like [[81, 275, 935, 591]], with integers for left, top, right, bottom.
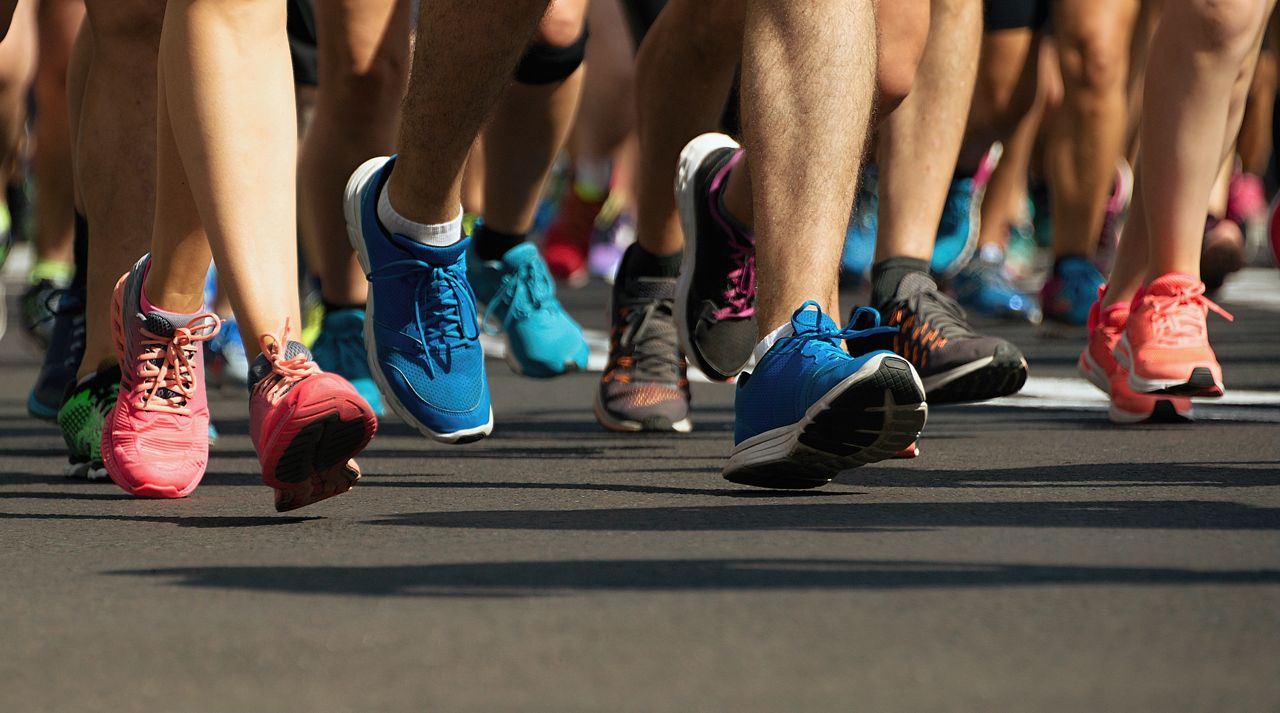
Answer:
[[57, 366, 121, 481]]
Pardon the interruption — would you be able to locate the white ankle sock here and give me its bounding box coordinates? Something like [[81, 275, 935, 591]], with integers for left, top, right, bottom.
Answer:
[[377, 184, 463, 247], [751, 322, 795, 366]]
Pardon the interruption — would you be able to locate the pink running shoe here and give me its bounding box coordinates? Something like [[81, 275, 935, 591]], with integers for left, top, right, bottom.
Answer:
[[543, 186, 606, 287], [1227, 171, 1266, 227], [248, 321, 377, 512], [1078, 286, 1191, 423], [1114, 274, 1233, 398], [1092, 160, 1134, 275], [102, 256, 221, 498]]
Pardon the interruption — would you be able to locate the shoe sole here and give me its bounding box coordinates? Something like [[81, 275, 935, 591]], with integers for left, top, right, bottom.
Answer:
[[923, 351, 1027, 406], [265, 405, 376, 513], [344, 156, 494, 444], [1109, 398, 1193, 424], [674, 132, 747, 382], [592, 390, 693, 434], [1115, 334, 1224, 397], [723, 355, 927, 490], [27, 393, 58, 421]]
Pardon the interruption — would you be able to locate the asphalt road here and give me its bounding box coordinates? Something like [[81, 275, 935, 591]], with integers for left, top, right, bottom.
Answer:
[[1, 269, 1278, 712]]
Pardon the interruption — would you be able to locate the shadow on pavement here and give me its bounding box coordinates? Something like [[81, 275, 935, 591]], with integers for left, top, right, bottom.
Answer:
[[111, 558, 1280, 598], [0, 512, 320, 527], [844, 462, 1280, 489]]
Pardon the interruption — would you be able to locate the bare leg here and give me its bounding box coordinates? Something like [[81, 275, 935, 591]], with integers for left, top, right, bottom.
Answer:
[[745, 0, 877, 335], [385, 0, 549, 226], [875, 0, 982, 265], [298, 0, 409, 308], [0, 0, 35, 178], [973, 30, 1040, 250], [76, 0, 164, 378], [146, 0, 299, 349], [30, 0, 83, 271]]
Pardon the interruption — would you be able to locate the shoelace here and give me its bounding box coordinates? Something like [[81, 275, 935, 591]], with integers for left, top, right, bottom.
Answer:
[[482, 258, 558, 332], [133, 313, 220, 414], [786, 301, 882, 355], [367, 258, 480, 346], [714, 233, 756, 320], [1147, 282, 1233, 341], [888, 287, 975, 367], [609, 295, 682, 384], [252, 319, 320, 405]]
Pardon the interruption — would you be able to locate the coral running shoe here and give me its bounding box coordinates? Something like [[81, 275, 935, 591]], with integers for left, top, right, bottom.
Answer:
[[1077, 287, 1191, 423], [725, 301, 927, 489], [102, 256, 220, 498], [1114, 273, 1233, 398], [248, 322, 377, 512], [543, 185, 605, 286], [674, 133, 757, 381], [345, 155, 492, 443], [58, 365, 121, 480]]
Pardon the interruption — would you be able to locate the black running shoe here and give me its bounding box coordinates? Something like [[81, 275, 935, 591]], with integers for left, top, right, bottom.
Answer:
[[595, 248, 691, 433], [674, 133, 758, 381], [27, 287, 87, 421], [872, 272, 1027, 404]]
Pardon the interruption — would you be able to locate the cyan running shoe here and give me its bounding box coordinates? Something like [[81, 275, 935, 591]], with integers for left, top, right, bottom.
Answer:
[[930, 176, 982, 278], [469, 241, 589, 378], [1040, 256, 1105, 328], [841, 164, 878, 281], [311, 307, 384, 415], [344, 156, 491, 443], [724, 301, 927, 490], [954, 244, 1042, 324]]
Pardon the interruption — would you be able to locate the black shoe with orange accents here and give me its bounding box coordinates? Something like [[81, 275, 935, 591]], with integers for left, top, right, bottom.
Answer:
[[870, 272, 1027, 405]]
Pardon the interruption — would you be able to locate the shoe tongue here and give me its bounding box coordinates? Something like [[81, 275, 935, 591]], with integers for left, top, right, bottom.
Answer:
[[142, 312, 177, 338], [1146, 273, 1199, 297], [389, 232, 470, 266], [623, 276, 676, 301], [497, 241, 539, 266], [895, 271, 938, 300], [248, 340, 313, 389]]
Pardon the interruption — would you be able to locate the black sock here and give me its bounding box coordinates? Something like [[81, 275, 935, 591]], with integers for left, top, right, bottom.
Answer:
[[473, 224, 526, 261], [72, 212, 88, 293], [621, 243, 682, 279], [322, 299, 365, 314], [1052, 255, 1087, 277], [871, 256, 929, 309]]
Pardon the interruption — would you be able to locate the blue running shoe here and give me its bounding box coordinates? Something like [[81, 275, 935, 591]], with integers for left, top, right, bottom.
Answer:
[[841, 165, 878, 281], [206, 316, 250, 386], [953, 244, 1042, 324], [468, 241, 589, 378], [1039, 256, 1105, 328], [930, 176, 982, 278], [312, 308, 384, 415], [344, 156, 492, 443], [724, 301, 927, 489]]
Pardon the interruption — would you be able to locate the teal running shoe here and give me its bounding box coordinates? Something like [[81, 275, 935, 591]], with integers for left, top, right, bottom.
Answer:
[[312, 307, 384, 416], [930, 176, 982, 278], [841, 164, 878, 281], [1040, 256, 1105, 328], [954, 244, 1042, 324], [468, 241, 589, 378], [724, 301, 927, 490]]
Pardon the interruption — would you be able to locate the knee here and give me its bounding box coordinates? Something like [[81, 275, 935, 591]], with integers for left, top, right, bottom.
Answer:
[[324, 45, 407, 113], [84, 0, 164, 53], [875, 0, 929, 112], [517, 0, 588, 86], [1058, 21, 1129, 95], [1189, 0, 1267, 59], [535, 0, 587, 49]]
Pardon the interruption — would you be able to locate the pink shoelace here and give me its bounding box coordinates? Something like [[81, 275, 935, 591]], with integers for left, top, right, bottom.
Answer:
[[132, 313, 221, 414], [1147, 282, 1233, 342], [252, 319, 320, 405], [707, 150, 756, 321]]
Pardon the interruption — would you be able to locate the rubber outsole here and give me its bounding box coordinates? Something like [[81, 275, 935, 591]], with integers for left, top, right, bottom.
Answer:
[[674, 133, 750, 383], [1109, 398, 1193, 424], [343, 156, 494, 444], [723, 355, 927, 490], [1114, 334, 1224, 398], [592, 390, 693, 434], [924, 343, 1028, 405]]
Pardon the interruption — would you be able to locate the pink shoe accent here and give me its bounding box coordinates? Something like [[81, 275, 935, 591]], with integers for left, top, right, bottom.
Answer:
[[248, 320, 377, 512], [102, 271, 221, 499], [1227, 171, 1266, 226]]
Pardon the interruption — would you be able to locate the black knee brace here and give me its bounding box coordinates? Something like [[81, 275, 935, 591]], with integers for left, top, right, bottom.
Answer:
[[514, 27, 589, 85]]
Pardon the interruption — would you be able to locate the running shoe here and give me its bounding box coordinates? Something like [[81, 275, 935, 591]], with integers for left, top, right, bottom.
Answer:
[[1200, 216, 1245, 292], [1115, 273, 1232, 397], [725, 301, 927, 489], [20, 271, 70, 348], [1227, 170, 1266, 227], [58, 365, 121, 480], [587, 204, 635, 283], [953, 244, 1041, 323], [469, 242, 589, 378], [595, 245, 691, 432], [542, 185, 605, 286], [102, 256, 221, 498], [1040, 256, 1105, 328], [344, 155, 492, 442], [27, 286, 86, 420], [674, 133, 757, 381], [1092, 160, 1134, 275], [206, 315, 250, 386], [311, 307, 384, 415], [248, 322, 377, 512], [841, 165, 878, 281], [877, 272, 1027, 404], [1271, 193, 1280, 268], [931, 146, 998, 278], [1077, 287, 1191, 423]]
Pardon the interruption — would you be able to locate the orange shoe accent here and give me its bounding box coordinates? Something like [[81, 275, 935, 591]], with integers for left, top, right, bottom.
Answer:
[[102, 269, 221, 499], [1115, 273, 1232, 397], [248, 320, 377, 512]]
